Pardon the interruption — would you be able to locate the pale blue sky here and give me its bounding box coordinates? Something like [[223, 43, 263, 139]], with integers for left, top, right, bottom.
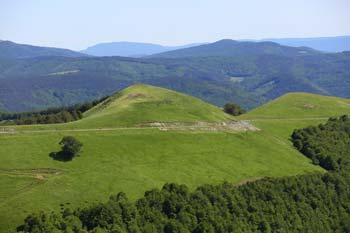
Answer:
[[0, 0, 349, 50]]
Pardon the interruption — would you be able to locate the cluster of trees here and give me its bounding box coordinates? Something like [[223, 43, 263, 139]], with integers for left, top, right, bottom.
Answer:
[[291, 115, 350, 171], [17, 116, 350, 232], [0, 96, 108, 125]]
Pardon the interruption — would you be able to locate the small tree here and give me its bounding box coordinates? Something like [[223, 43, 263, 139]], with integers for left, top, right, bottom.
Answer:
[[223, 103, 246, 116], [59, 136, 83, 160]]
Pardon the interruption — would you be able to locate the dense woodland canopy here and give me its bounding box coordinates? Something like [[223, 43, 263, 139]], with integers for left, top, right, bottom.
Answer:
[[292, 115, 350, 171], [17, 116, 350, 233], [0, 96, 108, 125]]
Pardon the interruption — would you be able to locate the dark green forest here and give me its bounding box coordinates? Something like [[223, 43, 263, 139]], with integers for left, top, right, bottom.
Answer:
[[17, 116, 350, 233], [1, 41, 350, 112], [292, 115, 350, 171], [0, 96, 108, 125]]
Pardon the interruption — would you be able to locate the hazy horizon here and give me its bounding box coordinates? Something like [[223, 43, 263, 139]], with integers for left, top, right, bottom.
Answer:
[[1, 0, 349, 50]]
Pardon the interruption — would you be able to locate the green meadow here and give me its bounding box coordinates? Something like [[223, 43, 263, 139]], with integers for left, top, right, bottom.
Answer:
[[2, 85, 349, 231]]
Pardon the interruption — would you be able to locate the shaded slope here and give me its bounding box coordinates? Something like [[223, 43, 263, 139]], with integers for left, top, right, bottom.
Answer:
[[241, 92, 350, 119]]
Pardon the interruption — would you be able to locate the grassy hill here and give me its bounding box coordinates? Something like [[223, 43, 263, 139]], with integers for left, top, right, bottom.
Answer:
[[241, 92, 350, 119], [1, 87, 345, 231], [8, 84, 235, 130], [79, 84, 234, 127]]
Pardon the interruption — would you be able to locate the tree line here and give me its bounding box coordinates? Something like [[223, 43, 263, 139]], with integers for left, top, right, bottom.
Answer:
[[0, 96, 109, 125], [17, 116, 350, 232]]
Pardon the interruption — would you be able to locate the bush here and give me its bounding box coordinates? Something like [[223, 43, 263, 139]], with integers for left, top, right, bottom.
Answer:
[[50, 136, 83, 161], [60, 136, 83, 158], [223, 103, 246, 116]]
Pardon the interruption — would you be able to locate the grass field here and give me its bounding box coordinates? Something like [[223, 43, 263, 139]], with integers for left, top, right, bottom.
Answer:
[[0, 129, 322, 231], [242, 92, 350, 119], [2, 86, 348, 231]]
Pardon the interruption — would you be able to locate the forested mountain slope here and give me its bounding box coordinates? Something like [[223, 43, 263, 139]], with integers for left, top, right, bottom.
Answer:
[[150, 39, 319, 58], [0, 41, 85, 59], [0, 41, 349, 112], [264, 35, 350, 52], [81, 42, 204, 57]]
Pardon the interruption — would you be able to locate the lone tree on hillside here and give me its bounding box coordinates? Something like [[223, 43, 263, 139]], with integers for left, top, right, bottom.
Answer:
[[50, 136, 83, 161], [60, 136, 83, 159], [223, 103, 246, 116]]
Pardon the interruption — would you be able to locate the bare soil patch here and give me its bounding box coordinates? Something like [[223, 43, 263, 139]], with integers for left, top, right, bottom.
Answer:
[[139, 121, 260, 132], [127, 93, 151, 99]]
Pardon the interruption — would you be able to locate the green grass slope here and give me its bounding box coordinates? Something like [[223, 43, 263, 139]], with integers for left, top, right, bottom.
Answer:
[[5, 84, 234, 131], [81, 84, 234, 127], [34, 84, 233, 129], [241, 92, 350, 119], [2, 89, 341, 231], [0, 129, 322, 231]]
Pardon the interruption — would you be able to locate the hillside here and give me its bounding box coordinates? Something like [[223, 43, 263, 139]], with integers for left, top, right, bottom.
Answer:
[[0, 43, 349, 113], [81, 41, 204, 57], [241, 92, 350, 119], [72, 84, 235, 128], [4, 84, 236, 130], [150, 39, 319, 58], [0, 41, 85, 59], [0, 87, 330, 231]]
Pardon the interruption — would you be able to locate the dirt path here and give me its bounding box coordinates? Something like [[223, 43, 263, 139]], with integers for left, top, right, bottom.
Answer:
[[0, 120, 260, 134], [0, 168, 64, 180], [0, 118, 328, 134]]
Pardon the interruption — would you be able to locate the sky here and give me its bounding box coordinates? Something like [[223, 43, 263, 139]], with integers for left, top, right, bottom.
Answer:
[[0, 0, 349, 50]]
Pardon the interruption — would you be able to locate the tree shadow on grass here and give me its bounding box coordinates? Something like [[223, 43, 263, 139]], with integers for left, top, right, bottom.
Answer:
[[49, 151, 73, 162]]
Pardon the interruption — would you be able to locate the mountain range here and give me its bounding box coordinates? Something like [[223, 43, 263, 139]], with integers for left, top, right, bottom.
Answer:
[[262, 35, 350, 53], [0, 40, 85, 58], [149, 39, 319, 58], [0, 38, 349, 113], [3, 36, 349, 59], [81, 42, 205, 57], [79, 36, 350, 57]]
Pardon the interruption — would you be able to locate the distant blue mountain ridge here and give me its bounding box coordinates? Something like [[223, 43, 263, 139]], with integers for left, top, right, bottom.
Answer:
[[81, 36, 350, 57], [258, 36, 350, 53], [80, 42, 205, 57]]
